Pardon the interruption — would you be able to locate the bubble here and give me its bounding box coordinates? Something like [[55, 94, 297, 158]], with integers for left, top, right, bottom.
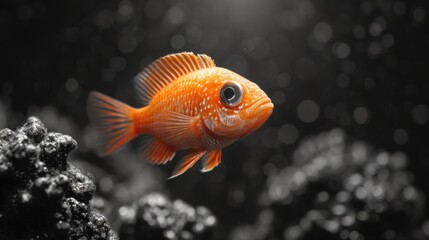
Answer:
[[294, 58, 318, 81], [101, 68, 115, 82], [279, 11, 303, 29], [353, 107, 369, 124], [413, 6, 426, 22], [94, 10, 115, 29], [369, 17, 386, 37], [118, 0, 134, 20], [99, 177, 113, 192], [185, 22, 202, 44], [109, 56, 127, 72], [276, 73, 291, 88], [368, 41, 382, 56], [353, 25, 365, 39], [144, 0, 164, 19], [393, 129, 408, 145], [422, 220, 429, 236], [278, 124, 299, 144], [271, 91, 286, 105], [333, 42, 351, 59], [336, 74, 350, 88], [65, 78, 78, 92], [118, 35, 137, 53], [297, 100, 320, 123], [166, 6, 185, 25], [262, 128, 280, 148], [411, 104, 429, 125], [393, 1, 407, 16], [382, 34, 395, 48], [313, 22, 333, 43], [170, 34, 186, 49]]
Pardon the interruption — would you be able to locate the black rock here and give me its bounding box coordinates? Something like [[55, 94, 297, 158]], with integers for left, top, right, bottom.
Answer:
[[0, 116, 118, 240], [231, 129, 427, 240], [119, 193, 217, 240]]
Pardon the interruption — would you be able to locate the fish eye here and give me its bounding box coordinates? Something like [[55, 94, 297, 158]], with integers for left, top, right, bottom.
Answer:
[[220, 82, 243, 107]]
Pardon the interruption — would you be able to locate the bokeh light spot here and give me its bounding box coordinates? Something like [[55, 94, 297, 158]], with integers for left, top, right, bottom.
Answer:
[[313, 22, 333, 43], [393, 129, 408, 145], [353, 107, 369, 124], [278, 124, 299, 145], [333, 42, 351, 59], [411, 104, 429, 125], [297, 100, 320, 123], [170, 34, 186, 49]]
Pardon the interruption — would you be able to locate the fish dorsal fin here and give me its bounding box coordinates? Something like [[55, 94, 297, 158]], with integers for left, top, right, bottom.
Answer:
[[134, 52, 216, 105]]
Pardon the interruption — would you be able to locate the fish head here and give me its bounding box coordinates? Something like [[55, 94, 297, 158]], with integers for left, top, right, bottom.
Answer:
[[201, 67, 273, 139]]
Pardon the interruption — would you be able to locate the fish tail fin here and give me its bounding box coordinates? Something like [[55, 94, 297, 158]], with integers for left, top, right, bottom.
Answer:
[[87, 91, 137, 156]]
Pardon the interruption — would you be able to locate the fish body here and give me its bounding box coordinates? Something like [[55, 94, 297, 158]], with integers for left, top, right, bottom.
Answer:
[[88, 52, 273, 178]]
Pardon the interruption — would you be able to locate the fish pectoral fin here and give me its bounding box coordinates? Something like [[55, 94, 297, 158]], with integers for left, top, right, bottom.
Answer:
[[201, 149, 222, 172], [141, 137, 176, 165], [152, 111, 203, 148], [169, 149, 207, 179]]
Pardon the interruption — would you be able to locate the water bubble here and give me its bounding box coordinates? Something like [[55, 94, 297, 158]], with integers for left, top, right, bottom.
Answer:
[[413, 6, 426, 22], [333, 42, 351, 59], [118, 35, 137, 53], [393, 129, 408, 145], [393, 1, 407, 16], [313, 22, 333, 43], [353, 25, 365, 39], [381, 34, 395, 48], [94, 10, 115, 29], [273, 74, 290, 90], [369, 17, 386, 37], [353, 107, 369, 124], [117, 0, 134, 21], [368, 42, 382, 56], [165, 6, 186, 25], [144, 0, 165, 19], [336, 74, 350, 88], [170, 34, 186, 49], [101, 68, 115, 82], [297, 100, 320, 123], [278, 124, 299, 144], [65, 78, 78, 92], [109, 56, 127, 72], [411, 104, 429, 125]]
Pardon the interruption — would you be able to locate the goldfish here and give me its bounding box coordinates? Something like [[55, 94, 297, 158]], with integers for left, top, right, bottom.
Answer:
[[87, 52, 273, 178]]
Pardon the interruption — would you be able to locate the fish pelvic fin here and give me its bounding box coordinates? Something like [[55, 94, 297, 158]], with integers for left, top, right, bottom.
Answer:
[[87, 91, 137, 156], [134, 52, 216, 105], [141, 137, 176, 165], [201, 149, 222, 172], [168, 149, 207, 179]]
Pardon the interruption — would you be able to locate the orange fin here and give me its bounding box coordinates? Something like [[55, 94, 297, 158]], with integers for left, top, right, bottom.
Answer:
[[152, 111, 203, 149], [201, 149, 222, 172], [142, 137, 176, 165], [87, 91, 136, 156], [133, 52, 216, 104], [169, 149, 207, 179]]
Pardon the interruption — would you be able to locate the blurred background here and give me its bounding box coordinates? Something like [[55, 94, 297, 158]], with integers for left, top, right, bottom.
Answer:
[[1, 0, 429, 239]]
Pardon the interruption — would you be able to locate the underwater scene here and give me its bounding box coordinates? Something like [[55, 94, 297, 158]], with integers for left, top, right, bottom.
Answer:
[[1, 0, 429, 239]]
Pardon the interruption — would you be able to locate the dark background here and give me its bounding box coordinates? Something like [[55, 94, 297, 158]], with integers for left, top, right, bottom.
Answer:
[[1, 0, 429, 239]]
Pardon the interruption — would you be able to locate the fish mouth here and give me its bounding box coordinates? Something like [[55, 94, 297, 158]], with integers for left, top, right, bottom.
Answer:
[[245, 98, 274, 119]]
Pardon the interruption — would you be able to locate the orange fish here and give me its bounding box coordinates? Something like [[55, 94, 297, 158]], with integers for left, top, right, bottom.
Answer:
[[87, 52, 273, 178]]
